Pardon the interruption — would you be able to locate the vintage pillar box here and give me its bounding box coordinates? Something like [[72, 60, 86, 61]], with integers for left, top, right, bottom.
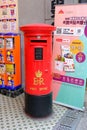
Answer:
[[20, 24, 55, 117]]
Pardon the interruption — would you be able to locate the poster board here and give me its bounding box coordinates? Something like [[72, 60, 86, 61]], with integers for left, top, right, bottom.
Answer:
[[52, 4, 87, 110], [0, 0, 18, 33]]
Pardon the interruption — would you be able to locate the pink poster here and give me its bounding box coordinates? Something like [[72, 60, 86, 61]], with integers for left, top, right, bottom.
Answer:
[[52, 4, 87, 110]]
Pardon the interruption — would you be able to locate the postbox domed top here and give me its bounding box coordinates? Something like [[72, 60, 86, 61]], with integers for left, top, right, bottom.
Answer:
[[20, 23, 55, 32]]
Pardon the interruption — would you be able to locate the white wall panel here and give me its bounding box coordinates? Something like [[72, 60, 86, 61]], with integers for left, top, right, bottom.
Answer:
[[18, 0, 45, 26]]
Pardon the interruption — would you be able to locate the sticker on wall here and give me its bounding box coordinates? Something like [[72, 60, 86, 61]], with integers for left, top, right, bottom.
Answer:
[[7, 75, 14, 86], [1, 19, 9, 32], [9, 19, 17, 31], [0, 50, 4, 62], [1, 0, 8, 4], [0, 38, 4, 48], [6, 63, 15, 74], [0, 75, 5, 87], [9, 4, 16, 18], [1, 5, 8, 19], [0, 64, 5, 74], [6, 50, 14, 62], [9, 0, 17, 4], [6, 38, 14, 49]]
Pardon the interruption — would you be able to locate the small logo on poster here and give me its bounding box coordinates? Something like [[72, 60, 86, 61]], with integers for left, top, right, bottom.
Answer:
[[58, 10, 64, 14], [76, 52, 86, 63]]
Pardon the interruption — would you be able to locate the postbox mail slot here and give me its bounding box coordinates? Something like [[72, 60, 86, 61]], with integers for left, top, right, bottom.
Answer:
[[35, 48, 43, 60], [31, 40, 47, 43]]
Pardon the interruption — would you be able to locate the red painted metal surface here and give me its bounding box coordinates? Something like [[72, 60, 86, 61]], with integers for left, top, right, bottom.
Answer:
[[20, 24, 55, 95]]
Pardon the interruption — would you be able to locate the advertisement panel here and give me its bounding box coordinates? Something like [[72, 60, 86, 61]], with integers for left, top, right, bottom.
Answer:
[[0, 0, 18, 33], [52, 4, 87, 110]]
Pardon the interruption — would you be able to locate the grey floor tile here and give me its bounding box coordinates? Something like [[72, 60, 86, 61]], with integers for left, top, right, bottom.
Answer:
[[0, 94, 67, 130]]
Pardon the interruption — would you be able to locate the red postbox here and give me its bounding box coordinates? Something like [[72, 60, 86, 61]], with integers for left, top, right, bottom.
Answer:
[[20, 24, 55, 117]]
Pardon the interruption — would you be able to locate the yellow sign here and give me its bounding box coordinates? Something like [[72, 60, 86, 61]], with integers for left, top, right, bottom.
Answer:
[[6, 64, 15, 74], [0, 80, 2, 85], [70, 39, 84, 54]]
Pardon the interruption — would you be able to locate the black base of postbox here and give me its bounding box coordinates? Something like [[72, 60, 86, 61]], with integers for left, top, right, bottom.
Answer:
[[25, 92, 52, 117]]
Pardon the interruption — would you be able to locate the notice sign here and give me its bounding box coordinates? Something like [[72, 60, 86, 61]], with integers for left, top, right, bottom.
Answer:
[[52, 4, 87, 110], [0, 0, 18, 33]]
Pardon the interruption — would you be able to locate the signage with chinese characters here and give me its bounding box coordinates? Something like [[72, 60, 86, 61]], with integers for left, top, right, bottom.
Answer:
[[52, 4, 87, 110]]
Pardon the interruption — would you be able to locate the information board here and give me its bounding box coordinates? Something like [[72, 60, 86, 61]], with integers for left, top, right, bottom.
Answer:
[[0, 0, 18, 33], [52, 4, 87, 110]]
